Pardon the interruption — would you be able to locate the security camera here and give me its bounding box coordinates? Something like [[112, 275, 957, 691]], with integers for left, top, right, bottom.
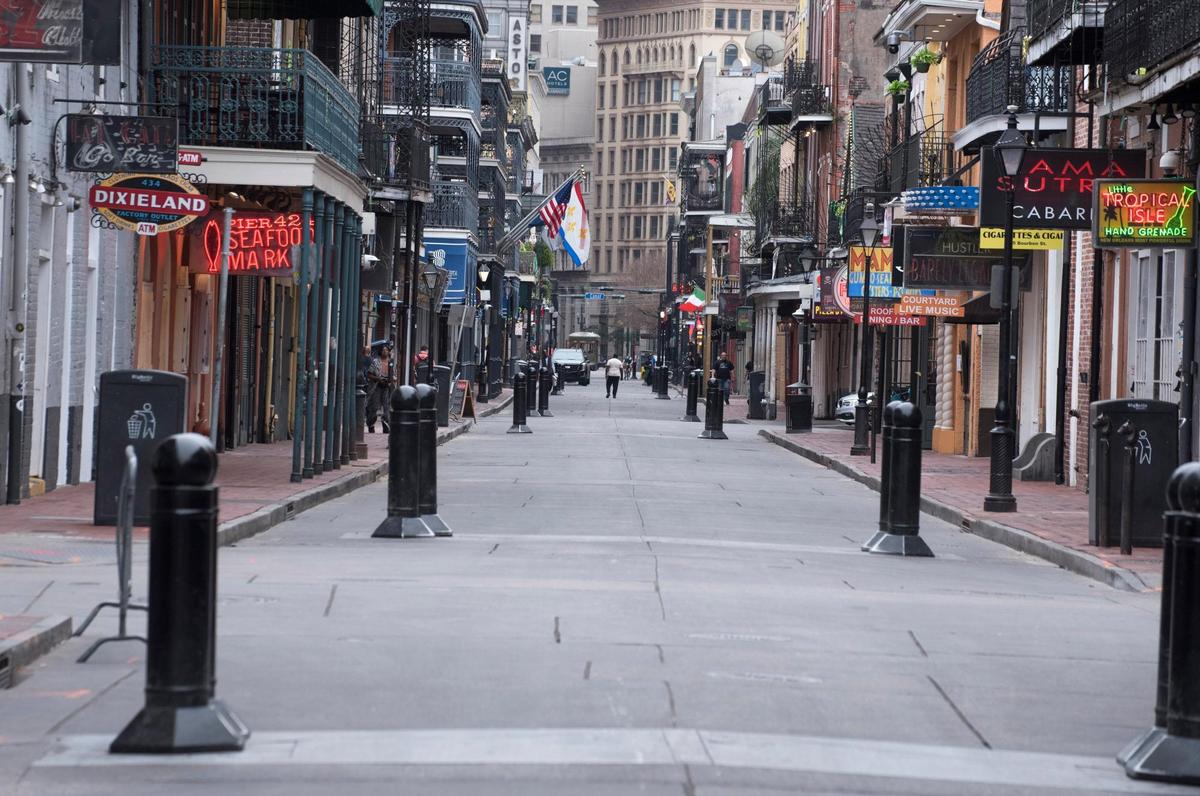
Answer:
[[886, 32, 902, 54]]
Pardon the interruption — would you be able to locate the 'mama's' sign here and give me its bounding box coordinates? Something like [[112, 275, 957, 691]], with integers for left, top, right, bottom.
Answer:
[[980, 148, 1146, 229]]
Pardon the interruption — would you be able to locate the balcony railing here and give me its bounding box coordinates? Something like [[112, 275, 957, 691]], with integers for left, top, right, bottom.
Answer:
[[1105, 0, 1200, 85], [362, 118, 431, 192], [1027, 0, 1106, 40], [785, 59, 832, 119], [385, 57, 480, 116], [150, 45, 360, 173], [884, 121, 957, 195], [965, 31, 1073, 123], [427, 181, 479, 231]]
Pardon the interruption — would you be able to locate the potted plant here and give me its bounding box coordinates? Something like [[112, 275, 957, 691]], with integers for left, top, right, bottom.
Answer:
[[886, 79, 910, 96], [909, 47, 941, 73]]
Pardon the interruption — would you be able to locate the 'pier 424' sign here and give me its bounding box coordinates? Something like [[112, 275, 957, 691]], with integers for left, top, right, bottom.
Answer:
[[1094, 180, 1198, 248], [980, 148, 1146, 229]]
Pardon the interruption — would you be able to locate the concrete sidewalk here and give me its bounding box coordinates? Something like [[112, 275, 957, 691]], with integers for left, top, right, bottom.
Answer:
[[759, 423, 1160, 592]]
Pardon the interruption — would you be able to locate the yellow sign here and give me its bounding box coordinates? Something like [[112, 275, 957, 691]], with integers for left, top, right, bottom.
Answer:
[[664, 178, 678, 204], [979, 228, 1064, 250]]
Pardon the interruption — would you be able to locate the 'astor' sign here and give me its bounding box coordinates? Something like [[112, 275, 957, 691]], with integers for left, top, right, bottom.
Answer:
[[1093, 179, 1198, 248], [980, 148, 1146, 229]]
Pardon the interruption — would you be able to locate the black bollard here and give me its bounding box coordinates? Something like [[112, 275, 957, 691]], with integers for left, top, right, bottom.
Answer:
[[1119, 420, 1136, 556], [681, 368, 701, 422], [372, 386, 433, 538], [476, 361, 489, 404], [699, 377, 728, 440], [525, 361, 539, 417], [863, 401, 900, 550], [655, 365, 670, 399], [862, 401, 933, 557], [538, 362, 554, 417], [1123, 462, 1200, 784], [415, 383, 451, 537], [110, 434, 249, 754], [508, 363, 532, 434]]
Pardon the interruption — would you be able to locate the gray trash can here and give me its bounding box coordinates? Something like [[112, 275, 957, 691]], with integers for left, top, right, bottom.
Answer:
[[94, 370, 187, 525], [747, 371, 766, 420], [1089, 398, 1177, 548], [785, 382, 813, 433]]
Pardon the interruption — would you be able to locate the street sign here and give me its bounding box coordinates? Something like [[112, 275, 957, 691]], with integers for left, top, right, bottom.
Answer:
[[1093, 179, 1198, 248], [583, 292, 606, 300]]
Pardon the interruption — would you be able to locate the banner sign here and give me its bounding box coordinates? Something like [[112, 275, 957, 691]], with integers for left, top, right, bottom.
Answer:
[[980, 147, 1146, 229], [854, 305, 928, 326], [904, 226, 1031, 291], [898, 293, 966, 318], [426, 236, 470, 304], [0, 0, 84, 64], [507, 15, 528, 91], [814, 265, 849, 321], [187, 211, 314, 278], [89, 173, 206, 236], [979, 228, 1064, 250], [736, 305, 753, 331], [65, 114, 178, 174], [682, 150, 723, 212], [1093, 179, 1198, 248], [542, 66, 570, 95], [847, 246, 900, 300]]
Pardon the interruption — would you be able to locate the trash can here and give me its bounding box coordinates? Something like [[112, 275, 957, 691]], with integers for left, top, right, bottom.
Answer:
[[747, 370, 766, 420], [94, 370, 187, 525], [434, 365, 451, 427], [1088, 398, 1177, 548], [785, 382, 813, 433]]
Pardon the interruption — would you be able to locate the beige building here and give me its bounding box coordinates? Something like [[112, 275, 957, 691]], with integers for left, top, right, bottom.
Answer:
[[593, 0, 794, 285]]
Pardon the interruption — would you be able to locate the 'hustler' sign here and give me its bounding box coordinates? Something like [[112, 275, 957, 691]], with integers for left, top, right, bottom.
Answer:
[[980, 148, 1146, 229]]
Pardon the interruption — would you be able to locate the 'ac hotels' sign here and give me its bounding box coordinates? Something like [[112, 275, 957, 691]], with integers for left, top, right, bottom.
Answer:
[[980, 148, 1146, 229]]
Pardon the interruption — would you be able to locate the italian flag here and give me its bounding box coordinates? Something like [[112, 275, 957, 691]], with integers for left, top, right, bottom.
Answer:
[[679, 287, 706, 313]]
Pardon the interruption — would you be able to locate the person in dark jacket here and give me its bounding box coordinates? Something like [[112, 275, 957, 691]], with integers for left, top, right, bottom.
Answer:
[[714, 351, 736, 405]]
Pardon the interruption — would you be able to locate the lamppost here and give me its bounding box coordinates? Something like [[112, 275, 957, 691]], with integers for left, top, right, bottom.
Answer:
[[850, 208, 879, 456], [984, 106, 1026, 512], [420, 265, 439, 383], [797, 246, 818, 388], [477, 262, 491, 399]]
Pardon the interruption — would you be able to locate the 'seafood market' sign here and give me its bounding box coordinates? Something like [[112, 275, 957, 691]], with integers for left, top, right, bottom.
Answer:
[[89, 173, 208, 235], [188, 210, 315, 278], [1093, 179, 1198, 248]]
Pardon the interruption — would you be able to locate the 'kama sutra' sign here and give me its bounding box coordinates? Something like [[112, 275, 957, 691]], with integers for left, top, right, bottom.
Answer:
[[980, 148, 1146, 229], [187, 211, 315, 278], [1093, 179, 1198, 248]]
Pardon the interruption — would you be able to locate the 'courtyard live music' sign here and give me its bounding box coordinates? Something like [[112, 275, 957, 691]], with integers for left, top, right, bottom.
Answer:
[[980, 148, 1146, 229], [1093, 179, 1198, 248], [188, 211, 315, 278]]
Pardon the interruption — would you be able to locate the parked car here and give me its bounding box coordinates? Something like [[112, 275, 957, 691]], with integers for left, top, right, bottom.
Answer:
[[835, 392, 874, 424], [552, 348, 590, 385]]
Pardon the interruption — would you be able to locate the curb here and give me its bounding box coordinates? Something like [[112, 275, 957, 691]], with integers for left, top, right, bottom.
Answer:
[[0, 615, 72, 686], [758, 428, 1147, 593], [218, 393, 514, 547]]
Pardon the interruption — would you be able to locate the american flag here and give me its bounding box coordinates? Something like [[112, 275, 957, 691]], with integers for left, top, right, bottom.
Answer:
[[539, 180, 574, 238]]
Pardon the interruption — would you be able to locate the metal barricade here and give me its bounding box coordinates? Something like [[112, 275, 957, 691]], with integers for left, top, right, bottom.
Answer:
[[75, 446, 147, 663]]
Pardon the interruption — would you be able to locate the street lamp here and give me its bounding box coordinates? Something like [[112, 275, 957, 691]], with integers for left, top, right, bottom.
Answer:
[[420, 266, 439, 383], [984, 105, 1026, 513], [851, 207, 880, 456]]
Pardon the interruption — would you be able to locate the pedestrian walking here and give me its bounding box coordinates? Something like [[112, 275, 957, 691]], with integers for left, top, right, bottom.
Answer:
[[366, 342, 394, 432], [605, 354, 624, 398], [623, 355, 632, 380], [715, 351, 736, 406]]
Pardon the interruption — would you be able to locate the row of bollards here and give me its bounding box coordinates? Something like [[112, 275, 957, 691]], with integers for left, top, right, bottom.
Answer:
[[698, 377, 727, 440], [372, 383, 451, 539], [862, 401, 933, 557], [681, 368, 701, 422], [1120, 462, 1200, 784], [508, 361, 533, 434]]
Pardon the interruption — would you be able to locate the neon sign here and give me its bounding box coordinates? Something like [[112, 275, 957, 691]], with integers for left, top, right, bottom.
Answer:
[[188, 211, 314, 277], [1094, 179, 1197, 248]]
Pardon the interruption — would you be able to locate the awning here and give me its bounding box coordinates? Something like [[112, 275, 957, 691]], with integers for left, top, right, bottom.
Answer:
[[227, 0, 382, 18]]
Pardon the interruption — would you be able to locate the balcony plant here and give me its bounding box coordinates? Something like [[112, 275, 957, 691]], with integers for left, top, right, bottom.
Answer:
[[886, 79, 910, 96], [909, 47, 941, 74]]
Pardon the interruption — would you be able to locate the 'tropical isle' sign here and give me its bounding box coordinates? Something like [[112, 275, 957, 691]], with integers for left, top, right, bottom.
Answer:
[[1093, 179, 1198, 248], [187, 210, 315, 278]]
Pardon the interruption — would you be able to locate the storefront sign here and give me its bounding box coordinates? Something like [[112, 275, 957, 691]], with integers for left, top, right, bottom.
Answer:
[[89, 173, 207, 235], [813, 266, 848, 321], [682, 150, 723, 212], [177, 149, 203, 167], [904, 226, 1031, 291], [847, 246, 900, 300], [65, 114, 178, 174], [507, 15, 527, 91], [980, 148, 1146, 229], [543, 66, 570, 95], [426, 237, 470, 304], [979, 228, 1064, 250], [898, 293, 966, 318], [187, 211, 314, 278], [1093, 179, 1198, 248], [854, 305, 928, 326], [0, 0, 84, 63]]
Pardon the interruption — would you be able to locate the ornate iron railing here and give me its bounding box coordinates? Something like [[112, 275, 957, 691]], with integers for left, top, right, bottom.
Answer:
[[884, 121, 956, 194], [1027, 0, 1106, 40], [786, 59, 831, 118], [427, 181, 479, 231], [758, 78, 787, 118], [150, 45, 360, 172], [390, 57, 481, 115], [964, 30, 1073, 123], [1105, 0, 1200, 85]]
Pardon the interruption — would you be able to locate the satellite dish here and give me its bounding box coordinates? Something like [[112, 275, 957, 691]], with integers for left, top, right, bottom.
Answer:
[[745, 30, 786, 68]]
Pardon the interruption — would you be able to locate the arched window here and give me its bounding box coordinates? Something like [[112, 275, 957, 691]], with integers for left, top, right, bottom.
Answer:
[[599, 52, 606, 75], [624, 48, 631, 66], [636, 48, 642, 64], [688, 43, 696, 67], [723, 43, 738, 68]]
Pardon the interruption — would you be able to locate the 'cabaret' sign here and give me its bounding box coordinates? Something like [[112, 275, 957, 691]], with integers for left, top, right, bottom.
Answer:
[[980, 148, 1146, 229]]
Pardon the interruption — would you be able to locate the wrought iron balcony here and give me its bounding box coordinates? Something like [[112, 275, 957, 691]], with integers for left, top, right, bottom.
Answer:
[[427, 181, 479, 231], [385, 57, 480, 116], [1105, 0, 1200, 86], [761, 198, 817, 243], [758, 78, 790, 126], [362, 118, 431, 193], [884, 121, 957, 195], [965, 31, 1073, 124], [786, 59, 832, 123], [150, 45, 360, 173], [1027, 0, 1108, 64]]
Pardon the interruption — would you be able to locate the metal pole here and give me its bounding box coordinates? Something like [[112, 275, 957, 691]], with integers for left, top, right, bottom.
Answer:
[[291, 189, 313, 482], [703, 223, 715, 388], [985, 183, 1018, 512], [209, 206, 234, 448], [6, 63, 30, 503], [305, 196, 325, 478], [324, 205, 344, 471], [851, 250, 873, 455], [1055, 233, 1072, 483]]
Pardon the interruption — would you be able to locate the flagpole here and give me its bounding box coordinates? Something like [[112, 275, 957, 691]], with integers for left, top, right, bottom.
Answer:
[[497, 165, 588, 255]]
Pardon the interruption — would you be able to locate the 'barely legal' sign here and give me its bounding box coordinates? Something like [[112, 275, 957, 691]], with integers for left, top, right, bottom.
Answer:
[[1093, 179, 1198, 248]]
